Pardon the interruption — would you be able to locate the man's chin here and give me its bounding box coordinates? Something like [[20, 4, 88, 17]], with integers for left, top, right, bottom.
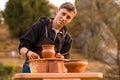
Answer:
[[57, 21, 66, 26]]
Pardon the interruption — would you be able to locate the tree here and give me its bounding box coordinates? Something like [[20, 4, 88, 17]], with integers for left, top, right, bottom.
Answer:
[[3, 0, 54, 37]]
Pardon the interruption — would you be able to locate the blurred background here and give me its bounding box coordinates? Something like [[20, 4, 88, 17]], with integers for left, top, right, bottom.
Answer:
[[0, 0, 120, 80]]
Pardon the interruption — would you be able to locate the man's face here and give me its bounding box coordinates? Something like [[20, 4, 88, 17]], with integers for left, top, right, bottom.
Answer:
[[54, 8, 75, 26]]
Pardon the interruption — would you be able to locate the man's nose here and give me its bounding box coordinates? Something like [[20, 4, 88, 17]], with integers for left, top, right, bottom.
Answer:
[[62, 16, 66, 21]]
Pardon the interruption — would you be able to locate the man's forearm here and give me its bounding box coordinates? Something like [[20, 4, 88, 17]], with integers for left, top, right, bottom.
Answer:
[[19, 47, 29, 57]]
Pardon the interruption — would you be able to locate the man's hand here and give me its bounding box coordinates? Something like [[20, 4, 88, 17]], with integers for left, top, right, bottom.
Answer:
[[27, 51, 40, 60], [55, 53, 64, 58]]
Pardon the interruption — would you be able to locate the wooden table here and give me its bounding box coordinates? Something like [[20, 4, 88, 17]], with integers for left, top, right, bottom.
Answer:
[[12, 73, 103, 80]]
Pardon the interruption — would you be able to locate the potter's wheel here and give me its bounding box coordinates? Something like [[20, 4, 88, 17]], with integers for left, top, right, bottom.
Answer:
[[43, 58, 68, 61], [28, 58, 68, 62]]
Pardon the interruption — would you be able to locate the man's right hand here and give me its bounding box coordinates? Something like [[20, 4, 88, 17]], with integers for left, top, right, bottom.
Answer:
[[27, 51, 40, 60]]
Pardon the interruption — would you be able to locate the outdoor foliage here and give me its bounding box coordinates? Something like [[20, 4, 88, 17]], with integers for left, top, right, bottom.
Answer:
[[3, 0, 54, 37], [0, 63, 14, 80]]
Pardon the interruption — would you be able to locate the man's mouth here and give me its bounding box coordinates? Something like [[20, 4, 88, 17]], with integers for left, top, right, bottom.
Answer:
[[59, 20, 64, 25]]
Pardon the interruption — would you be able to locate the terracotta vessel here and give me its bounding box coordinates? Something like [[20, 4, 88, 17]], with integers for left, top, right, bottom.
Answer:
[[42, 44, 55, 58], [64, 59, 88, 73], [28, 58, 67, 73], [29, 59, 49, 73], [48, 59, 67, 73]]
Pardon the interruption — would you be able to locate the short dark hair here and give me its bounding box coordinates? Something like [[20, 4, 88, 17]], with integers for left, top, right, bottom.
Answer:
[[59, 2, 77, 15]]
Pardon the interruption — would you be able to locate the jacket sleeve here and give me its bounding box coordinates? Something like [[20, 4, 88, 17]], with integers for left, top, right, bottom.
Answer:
[[18, 20, 44, 51], [60, 32, 72, 59]]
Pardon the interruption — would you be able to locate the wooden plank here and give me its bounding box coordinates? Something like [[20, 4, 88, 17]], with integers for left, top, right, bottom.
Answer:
[[12, 73, 103, 80]]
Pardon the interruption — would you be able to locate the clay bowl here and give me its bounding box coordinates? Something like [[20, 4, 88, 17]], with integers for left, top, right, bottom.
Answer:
[[64, 59, 88, 73]]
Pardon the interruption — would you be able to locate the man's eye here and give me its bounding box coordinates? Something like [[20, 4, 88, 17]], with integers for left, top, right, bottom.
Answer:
[[67, 16, 71, 19], [62, 12, 66, 16]]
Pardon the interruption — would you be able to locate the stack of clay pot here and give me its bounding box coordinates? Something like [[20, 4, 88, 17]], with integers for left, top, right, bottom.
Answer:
[[29, 44, 88, 73], [29, 44, 67, 73]]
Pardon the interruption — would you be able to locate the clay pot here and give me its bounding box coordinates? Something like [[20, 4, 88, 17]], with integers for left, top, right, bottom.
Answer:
[[29, 58, 67, 73], [29, 59, 49, 73], [64, 59, 88, 73], [49, 60, 67, 73], [42, 44, 55, 58]]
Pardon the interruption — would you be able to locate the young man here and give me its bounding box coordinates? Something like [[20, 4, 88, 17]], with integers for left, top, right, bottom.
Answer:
[[18, 2, 77, 73]]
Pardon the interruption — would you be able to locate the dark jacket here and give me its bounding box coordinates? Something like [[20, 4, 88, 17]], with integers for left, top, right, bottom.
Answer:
[[18, 17, 72, 59]]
